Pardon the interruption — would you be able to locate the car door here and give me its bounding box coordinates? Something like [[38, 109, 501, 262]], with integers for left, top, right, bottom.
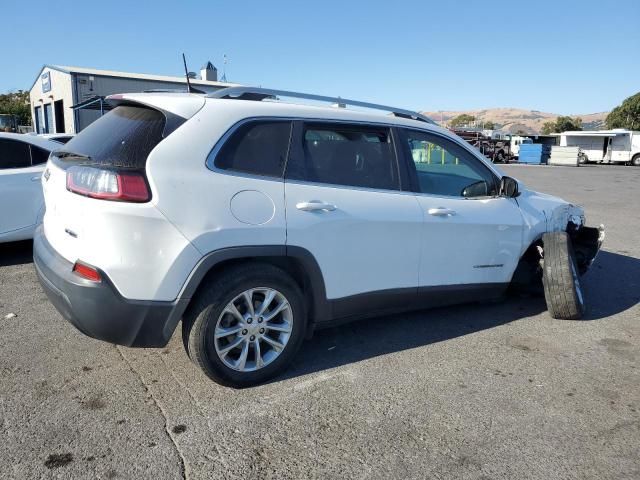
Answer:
[[0, 139, 47, 235], [398, 128, 524, 290], [284, 121, 423, 316]]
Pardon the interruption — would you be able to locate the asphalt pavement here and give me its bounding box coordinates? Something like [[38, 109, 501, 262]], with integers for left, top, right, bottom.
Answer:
[[0, 164, 638, 479]]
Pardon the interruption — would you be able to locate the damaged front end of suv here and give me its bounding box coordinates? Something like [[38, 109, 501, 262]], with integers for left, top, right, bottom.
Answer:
[[510, 188, 605, 318]]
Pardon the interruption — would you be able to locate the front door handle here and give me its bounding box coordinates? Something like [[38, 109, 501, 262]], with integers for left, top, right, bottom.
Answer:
[[296, 200, 337, 212], [428, 207, 456, 217]]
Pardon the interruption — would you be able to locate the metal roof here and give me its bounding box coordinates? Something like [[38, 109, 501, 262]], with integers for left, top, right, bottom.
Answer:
[[560, 129, 635, 136], [30, 64, 240, 91]]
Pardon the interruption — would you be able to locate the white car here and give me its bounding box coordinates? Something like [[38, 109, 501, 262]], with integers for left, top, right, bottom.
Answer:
[[34, 88, 604, 387], [0, 133, 61, 243]]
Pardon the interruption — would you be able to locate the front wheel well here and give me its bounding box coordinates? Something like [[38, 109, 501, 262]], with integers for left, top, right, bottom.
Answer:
[[509, 239, 544, 293]]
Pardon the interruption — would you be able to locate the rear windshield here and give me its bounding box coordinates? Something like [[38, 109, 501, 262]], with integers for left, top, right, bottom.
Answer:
[[54, 105, 165, 169]]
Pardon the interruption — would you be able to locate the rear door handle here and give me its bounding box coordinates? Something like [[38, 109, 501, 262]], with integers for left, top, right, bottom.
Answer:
[[428, 207, 456, 217], [296, 201, 337, 212]]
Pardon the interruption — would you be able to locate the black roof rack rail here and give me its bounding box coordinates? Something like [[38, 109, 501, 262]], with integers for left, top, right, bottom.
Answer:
[[207, 87, 435, 124]]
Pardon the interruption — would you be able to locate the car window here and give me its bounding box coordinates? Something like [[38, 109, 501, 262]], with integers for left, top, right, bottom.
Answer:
[[30, 146, 50, 165], [287, 123, 399, 191], [55, 105, 165, 169], [403, 129, 498, 198], [213, 121, 292, 178], [0, 139, 31, 169]]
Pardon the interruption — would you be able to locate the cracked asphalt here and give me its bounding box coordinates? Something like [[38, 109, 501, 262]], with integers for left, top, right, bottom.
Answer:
[[1, 165, 639, 479]]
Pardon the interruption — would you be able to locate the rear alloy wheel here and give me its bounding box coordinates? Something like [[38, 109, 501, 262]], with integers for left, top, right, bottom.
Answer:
[[183, 264, 306, 388], [542, 232, 586, 320], [214, 288, 293, 372]]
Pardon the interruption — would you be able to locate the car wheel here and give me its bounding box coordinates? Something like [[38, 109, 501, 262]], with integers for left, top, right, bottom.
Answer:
[[542, 232, 585, 320], [183, 264, 306, 388], [631, 154, 640, 167]]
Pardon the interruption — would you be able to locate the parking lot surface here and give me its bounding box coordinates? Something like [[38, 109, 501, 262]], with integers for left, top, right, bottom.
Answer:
[[1, 165, 638, 480]]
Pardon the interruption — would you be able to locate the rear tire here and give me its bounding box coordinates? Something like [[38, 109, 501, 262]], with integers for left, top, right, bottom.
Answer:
[[631, 154, 640, 167], [182, 263, 306, 388], [542, 232, 585, 320]]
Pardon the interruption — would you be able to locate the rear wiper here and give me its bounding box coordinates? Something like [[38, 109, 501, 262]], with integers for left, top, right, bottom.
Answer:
[[53, 150, 92, 161]]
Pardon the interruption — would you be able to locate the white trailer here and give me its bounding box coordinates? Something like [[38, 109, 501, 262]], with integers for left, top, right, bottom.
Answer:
[[559, 129, 640, 166]]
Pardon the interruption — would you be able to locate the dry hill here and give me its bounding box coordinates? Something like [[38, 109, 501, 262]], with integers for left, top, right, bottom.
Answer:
[[421, 108, 608, 134]]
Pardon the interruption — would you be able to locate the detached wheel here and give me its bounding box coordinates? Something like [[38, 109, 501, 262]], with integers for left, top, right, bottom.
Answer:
[[542, 232, 585, 320], [183, 264, 306, 388]]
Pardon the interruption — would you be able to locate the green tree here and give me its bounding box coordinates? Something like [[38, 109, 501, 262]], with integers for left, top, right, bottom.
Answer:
[[606, 92, 640, 130], [483, 120, 495, 129], [449, 114, 476, 127], [541, 116, 582, 134], [0, 90, 31, 126]]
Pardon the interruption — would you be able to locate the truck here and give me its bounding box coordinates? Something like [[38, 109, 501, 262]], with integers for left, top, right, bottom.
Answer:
[[452, 128, 512, 163], [559, 129, 640, 166], [510, 135, 533, 159]]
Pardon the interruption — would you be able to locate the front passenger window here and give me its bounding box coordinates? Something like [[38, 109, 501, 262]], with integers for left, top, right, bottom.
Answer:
[[403, 130, 497, 198]]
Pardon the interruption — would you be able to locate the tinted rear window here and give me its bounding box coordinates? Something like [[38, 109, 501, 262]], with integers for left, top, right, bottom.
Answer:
[[30, 146, 50, 165], [212, 121, 292, 177], [0, 139, 31, 169], [55, 106, 165, 169]]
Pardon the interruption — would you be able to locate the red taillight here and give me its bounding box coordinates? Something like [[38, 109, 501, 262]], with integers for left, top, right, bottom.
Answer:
[[66, 166, 150, 202], [73, 262, 102, 282]]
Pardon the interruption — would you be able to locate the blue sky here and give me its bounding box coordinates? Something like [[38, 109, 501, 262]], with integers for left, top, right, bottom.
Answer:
[[3, 0, 639, 114]]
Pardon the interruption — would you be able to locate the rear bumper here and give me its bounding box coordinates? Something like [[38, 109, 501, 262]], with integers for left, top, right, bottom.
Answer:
[[33, 226, 188, 347]]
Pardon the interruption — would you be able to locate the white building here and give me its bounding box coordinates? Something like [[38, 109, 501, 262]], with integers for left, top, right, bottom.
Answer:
[[29, 63, 238, 134]]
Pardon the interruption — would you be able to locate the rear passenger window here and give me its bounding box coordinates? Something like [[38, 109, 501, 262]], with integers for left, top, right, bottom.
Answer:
[[30, 146, 50, 165], [213, 121, 292, 177], [287, 123, 399, 191], [0, 139, 31, 169]]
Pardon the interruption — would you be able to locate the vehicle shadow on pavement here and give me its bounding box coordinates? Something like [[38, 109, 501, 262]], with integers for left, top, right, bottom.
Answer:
[[281, 249, 639, 382], [281, 297, 548, 382], [581, 250, 640, 320], [0, 240, 33, 267]]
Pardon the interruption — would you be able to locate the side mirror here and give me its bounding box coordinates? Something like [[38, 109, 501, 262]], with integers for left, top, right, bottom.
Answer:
[[499, 176, 519, 198], [461, 180, 489, 198]]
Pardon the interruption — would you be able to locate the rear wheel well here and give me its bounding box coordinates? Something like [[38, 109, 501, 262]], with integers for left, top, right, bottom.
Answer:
[[184, 256, 318, 328]]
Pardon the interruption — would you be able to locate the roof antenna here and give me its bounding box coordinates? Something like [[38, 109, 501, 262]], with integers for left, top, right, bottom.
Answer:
[[182, 53, 193, 93], [181, 53, 205, 94]]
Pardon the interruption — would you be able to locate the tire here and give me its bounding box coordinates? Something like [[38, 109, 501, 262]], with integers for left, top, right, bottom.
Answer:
[[631, 154, 640, 167], [496, 151, 505, 163], [542, 232, 585, 320], [182, 263, 307, 388]]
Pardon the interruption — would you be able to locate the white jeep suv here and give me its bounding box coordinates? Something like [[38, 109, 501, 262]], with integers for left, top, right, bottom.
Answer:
[[34, 87, 604, 387]]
